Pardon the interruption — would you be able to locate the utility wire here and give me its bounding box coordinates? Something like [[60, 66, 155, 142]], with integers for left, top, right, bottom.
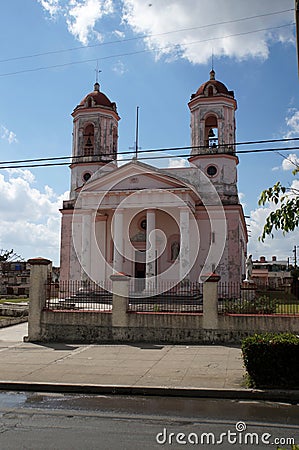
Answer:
[[0, 136, 298, 167], [275, 150, 299, 169], [0, 23, 294, 78], [0, 8, 293, 65], [0, 146, 299, 170]]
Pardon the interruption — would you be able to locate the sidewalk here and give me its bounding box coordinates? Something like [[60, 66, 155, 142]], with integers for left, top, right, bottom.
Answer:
[[0, 323, 297, 402], [0, 323, 244, 387]]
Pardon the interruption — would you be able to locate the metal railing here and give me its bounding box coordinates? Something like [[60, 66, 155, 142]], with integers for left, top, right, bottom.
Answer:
[[218, 282, 299, 315], [45, 280, 112, 312], [44, 279, 299, 316], [128, 280, 203, 313]]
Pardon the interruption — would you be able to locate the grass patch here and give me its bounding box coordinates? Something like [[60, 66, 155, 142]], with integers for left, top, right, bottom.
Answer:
[[276, 303, 299, 314], [0, 298, 28, 304], [224, 290, 299, 315], [256, 290, 297, 303]]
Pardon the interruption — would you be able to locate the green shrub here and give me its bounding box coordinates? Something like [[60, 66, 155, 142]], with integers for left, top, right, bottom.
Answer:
[[242, 333, 299, 388], [223, 295, 277, 314], [277, 446, 299, 450]]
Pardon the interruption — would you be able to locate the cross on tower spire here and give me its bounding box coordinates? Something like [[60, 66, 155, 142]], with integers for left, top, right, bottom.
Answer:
[[129, 106, 142, 159], [95, 61, 102, 83]]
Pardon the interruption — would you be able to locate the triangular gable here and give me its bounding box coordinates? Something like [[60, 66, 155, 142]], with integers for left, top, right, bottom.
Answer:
[[80, 160, 195, 193]]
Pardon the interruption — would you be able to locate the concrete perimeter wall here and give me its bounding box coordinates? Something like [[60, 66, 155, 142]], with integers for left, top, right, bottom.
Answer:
[[27, 260, 299, 345], [39, 310, 299, 345]]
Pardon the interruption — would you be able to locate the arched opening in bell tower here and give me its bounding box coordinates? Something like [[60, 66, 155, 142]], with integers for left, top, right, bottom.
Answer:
[[204, 114, 218, 149], [112, 126, 118, 159], [83, 123, 95, 156]]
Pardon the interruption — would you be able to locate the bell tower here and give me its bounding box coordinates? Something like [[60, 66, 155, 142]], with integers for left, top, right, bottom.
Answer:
[[188, 69, 237, 155], [188, 70, 239, 205], [70, 82, 120, 199]]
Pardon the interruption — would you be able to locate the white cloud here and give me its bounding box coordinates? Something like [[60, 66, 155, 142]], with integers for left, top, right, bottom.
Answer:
[[112, 60, 127, 76], [285, 109, 299, 138], [114, 29, 125, 39], [38, 0, 114, 44], [290, 179, 299, 197], [282, 153, 299, 171], [5, 168, 35, 184], [0, 169, 68, 264], [0, 125, 18, 144], [37, 0, 294, 62], [37, 0, 61, 17], [238, 192, 246, 209], [122, 0, 294, 64], [168, 158, 188, 168], [66, 0, 114, 45], [247, 178, 299, 261], [247, 204, 299, 261]]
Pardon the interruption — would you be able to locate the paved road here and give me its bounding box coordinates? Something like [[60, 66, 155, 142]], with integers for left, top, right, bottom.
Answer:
[[0, 392, 298, 450]]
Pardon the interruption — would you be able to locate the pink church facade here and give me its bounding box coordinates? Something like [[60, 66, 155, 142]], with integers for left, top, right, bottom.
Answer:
[[59, 72, 248, 287]]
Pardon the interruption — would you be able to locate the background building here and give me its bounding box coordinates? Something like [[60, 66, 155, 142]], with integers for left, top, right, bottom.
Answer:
[[252, 255, 293, 288], [0, 261, 30, 296]]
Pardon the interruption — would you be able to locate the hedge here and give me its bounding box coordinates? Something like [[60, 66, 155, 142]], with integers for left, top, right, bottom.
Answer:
[[223, 295, 277, 314], [241, 333, 299, 388]]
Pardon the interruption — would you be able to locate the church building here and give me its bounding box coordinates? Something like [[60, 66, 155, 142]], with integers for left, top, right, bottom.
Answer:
[[59, 71, 248, 288]]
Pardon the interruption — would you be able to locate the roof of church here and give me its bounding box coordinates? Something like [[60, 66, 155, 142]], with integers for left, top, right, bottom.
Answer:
[[79, 82, 114, 107], [77, 158, 198, 196], [192, 70, 235, 99]]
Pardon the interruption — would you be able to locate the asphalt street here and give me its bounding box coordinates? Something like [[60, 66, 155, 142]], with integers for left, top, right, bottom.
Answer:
[[0, 392, 298, 450]]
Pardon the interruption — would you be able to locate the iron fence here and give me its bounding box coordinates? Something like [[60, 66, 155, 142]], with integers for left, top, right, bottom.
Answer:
[[128, 280, 203, 313], [45, 280, 112, 312], [218, 282, 299, 315], [44, 279, 299, 316]]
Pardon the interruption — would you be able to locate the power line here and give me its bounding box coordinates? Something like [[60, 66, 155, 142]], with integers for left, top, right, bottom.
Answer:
[[0, 8, 293, 65], [275, 150, 299, 168], [0, 22, 294, 78], [1, 137, 299, 165], [0, 137, 298, 167], [237, 145, 299, 154], [0, 145, 298, 170]]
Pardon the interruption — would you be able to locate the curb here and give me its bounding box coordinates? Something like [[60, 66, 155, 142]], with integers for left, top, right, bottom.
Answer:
[[0, 382, 298, 403], [0, 317, 28, 329]]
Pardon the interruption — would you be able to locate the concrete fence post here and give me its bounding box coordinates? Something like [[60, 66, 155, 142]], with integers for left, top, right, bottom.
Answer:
[[110, 274, 130, 327], [202, 273, 220, 330], [26, 257, 52, 342]]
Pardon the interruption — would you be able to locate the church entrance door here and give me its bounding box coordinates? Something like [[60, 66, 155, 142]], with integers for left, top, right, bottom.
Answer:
[[134, 250, 146, 291]]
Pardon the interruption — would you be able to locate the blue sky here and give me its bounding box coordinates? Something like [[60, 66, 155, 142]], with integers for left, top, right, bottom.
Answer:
[[0, 0, 298, 266]]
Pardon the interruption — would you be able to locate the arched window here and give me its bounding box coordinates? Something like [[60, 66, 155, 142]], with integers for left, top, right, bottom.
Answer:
[[169, 235, 180, 262], [112, 126, 118, 158], [83, 172, 92, 182], [83, 123, 95, 156], [86, 97, 93, 108], [204, 115, 218, 148], [208, 86, 213, 96], [171, 241, 180, 261]]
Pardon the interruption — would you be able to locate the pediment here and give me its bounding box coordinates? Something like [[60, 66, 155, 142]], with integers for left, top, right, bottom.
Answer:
[[80, 160, 192, 193]]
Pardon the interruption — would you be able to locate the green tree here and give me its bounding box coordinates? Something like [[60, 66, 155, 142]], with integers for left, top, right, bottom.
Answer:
[[0, 249, 14, 262], [258, 168, 299, 241]]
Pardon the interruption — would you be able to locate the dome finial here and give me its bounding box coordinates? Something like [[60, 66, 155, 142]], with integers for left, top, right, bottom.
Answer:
[[94, 60, 101, 91], [210, 49, 215, 80]]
